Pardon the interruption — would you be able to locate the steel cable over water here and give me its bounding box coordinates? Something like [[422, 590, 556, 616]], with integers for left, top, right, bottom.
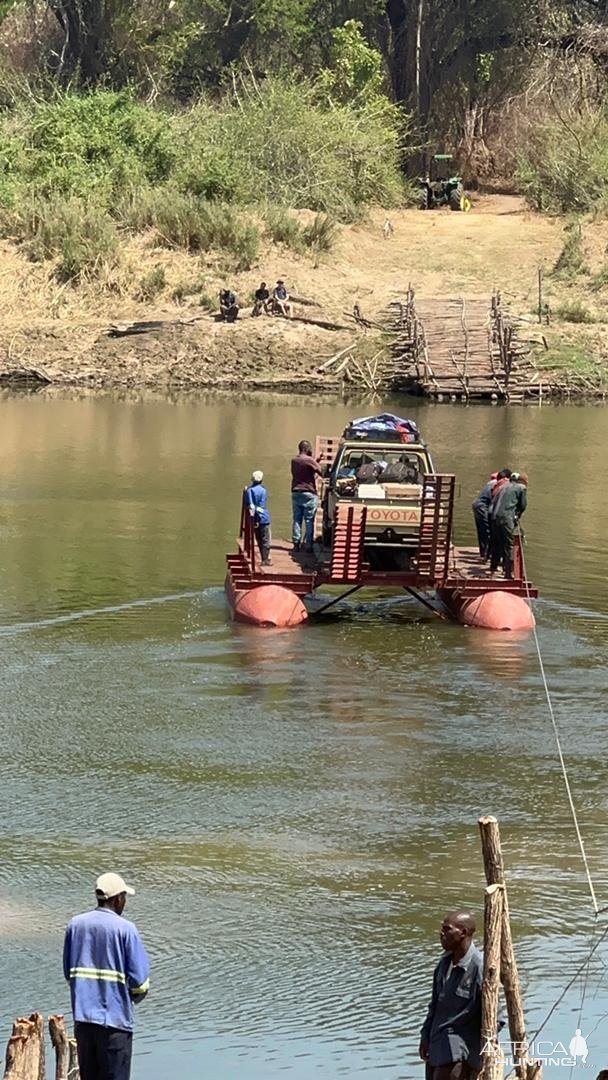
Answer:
[[520, 539, 599, 916], [512, 537, 607, 1076]]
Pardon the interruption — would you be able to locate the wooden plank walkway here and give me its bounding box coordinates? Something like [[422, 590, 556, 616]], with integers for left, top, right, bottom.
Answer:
[[384, 292, 537, 402], [256, 539, 319, 576]]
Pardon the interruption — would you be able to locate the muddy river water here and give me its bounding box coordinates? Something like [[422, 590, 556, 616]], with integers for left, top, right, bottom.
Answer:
[[0, 391, 607, 1078]]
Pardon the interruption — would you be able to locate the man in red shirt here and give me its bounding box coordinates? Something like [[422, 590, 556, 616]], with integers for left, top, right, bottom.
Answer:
[[291, 440, 323, 552]]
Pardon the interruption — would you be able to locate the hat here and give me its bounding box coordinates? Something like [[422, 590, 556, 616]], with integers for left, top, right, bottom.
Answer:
[[252, 470, 263, 483], [95, 872, 135, 899], [510, 471, 520, 482]]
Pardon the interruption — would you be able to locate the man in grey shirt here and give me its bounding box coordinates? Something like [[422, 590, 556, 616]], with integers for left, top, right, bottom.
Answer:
[[420, 911, 483, 1079]]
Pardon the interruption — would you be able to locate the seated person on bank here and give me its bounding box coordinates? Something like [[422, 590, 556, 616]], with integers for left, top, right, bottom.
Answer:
[[219, 288, 239, 322], [252, 282, 270, 317], [271, 280, 293, 318]]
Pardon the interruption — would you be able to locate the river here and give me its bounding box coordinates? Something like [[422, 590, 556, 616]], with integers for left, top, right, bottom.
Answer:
[[0, 390, 607, 1078]]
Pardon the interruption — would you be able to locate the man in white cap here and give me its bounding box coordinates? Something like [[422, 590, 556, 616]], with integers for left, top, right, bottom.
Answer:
[[63, 872, 150, 1080], [246, 469, 272, 565]]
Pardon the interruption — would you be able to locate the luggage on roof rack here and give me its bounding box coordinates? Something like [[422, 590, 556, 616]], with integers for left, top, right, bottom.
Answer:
[[343, 413, 422, 444]]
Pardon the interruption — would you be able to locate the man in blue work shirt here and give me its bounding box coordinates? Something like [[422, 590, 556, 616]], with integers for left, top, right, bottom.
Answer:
[[64, 872, 150, 1080], [419, 911, 483, 1079], [246, 469, 272, 566]]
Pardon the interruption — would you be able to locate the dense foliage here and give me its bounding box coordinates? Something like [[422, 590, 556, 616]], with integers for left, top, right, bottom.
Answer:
[[0, 0, 606, 284], [0, 76, 406, 279]]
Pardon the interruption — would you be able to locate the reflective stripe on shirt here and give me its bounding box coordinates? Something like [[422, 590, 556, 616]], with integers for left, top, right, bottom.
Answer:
[[70, 966, 127, 984]]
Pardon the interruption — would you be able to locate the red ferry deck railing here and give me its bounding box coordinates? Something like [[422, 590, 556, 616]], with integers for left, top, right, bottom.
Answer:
[[239, 488, 256, 573]]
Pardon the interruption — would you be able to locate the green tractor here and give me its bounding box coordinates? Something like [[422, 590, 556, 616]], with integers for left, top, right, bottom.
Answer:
[[419, 154, 471, 212]]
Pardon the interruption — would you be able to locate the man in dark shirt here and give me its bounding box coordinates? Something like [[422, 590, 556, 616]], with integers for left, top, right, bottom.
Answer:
[[219, 288, 239, 322], [489, 472, 528, 578], [472, 471, 498, 560], [291, 439, 322, 552], [420, 911, 483, 1079], [252, 282, 270, 317]]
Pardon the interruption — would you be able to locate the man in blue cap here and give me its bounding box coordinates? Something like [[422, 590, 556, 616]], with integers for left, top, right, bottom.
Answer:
[[64, 872, 150, 1080]]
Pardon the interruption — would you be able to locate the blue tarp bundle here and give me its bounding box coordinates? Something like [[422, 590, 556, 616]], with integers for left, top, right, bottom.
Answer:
[[348, 413, 420, 439]]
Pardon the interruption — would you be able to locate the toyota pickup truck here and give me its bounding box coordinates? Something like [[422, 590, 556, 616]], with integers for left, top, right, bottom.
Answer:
[[317, 428, 435, 570]]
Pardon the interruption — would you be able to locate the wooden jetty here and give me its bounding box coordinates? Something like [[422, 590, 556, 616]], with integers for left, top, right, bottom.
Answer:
[[385, 290, 537, 403]]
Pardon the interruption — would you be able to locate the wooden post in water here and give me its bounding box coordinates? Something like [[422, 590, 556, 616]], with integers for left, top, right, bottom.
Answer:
[[67, 1040, 78, 1080], [479, 815, 542, 1080], [48, 1017, 74, 1080], [3, 1014, 45, 1080], [480, 884, 504, 1080]]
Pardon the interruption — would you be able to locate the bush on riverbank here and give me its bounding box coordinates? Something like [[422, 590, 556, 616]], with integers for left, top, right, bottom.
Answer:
[[7, 195, 120, 282], [517, 109, 608, 214], [0, 78, 407, 281]]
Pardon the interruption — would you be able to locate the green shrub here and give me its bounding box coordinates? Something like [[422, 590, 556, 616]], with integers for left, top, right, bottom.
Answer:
[[0, 78, 406, 274], [199, 291, 217, 312], [265, 209, 304, 251], [173, 140, 240, 202], [552, 220, 587, 280], [23, 90, 175, 208], [301, 213, 336, 252], [0, 129, 24, 208], [172, 278, 205, 301], [200, 202, 259, 268], [591, 264, 608, 292], [554, 300, 596, 323], [180, 77, 406, 218], [517, 111, 608, 214], [137, 266, 166, 301], [142, 190, 208, 250], [6, 196, 119, 282]]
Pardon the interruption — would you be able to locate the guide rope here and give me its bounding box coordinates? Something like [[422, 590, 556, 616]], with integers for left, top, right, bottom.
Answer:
[[519, 537, 599, 915]]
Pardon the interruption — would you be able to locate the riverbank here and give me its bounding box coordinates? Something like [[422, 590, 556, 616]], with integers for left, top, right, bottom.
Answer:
[[2, 196, 607, 396]]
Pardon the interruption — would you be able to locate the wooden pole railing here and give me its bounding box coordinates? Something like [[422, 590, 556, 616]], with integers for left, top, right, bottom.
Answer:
[[239, 489, 256, 571]]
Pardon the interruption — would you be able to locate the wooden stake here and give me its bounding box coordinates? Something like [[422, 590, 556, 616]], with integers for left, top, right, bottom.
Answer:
[[478, 816, 538, 1080], [3, 1014, 45, 1080], [67, 1041, 79, 1080], [480, 884, 504, 1080], [48, 1017, 69, 1080]]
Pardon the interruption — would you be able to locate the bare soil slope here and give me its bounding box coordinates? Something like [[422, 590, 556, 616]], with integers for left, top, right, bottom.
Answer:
[[0, 196, 605, 390]]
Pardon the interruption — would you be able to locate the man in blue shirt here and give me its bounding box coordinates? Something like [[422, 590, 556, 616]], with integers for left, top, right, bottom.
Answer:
[[64, 872, 150, 1080], [420, 911, 483, 1079], [246, 470, 272, 566]]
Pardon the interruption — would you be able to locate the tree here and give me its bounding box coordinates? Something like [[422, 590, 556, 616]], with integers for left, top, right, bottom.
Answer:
[[49, 0, 118, 81], [384, 0, 549, 170]]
